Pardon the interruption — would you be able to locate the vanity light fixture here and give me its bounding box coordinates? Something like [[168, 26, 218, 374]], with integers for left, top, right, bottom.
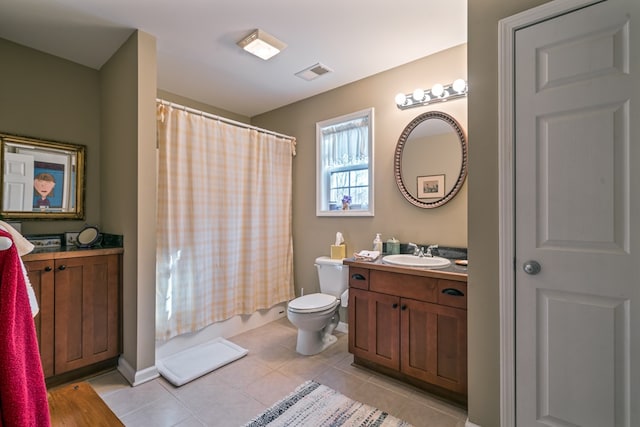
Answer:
[[237, 29, 287, 60], [395, 79, 468, 110]]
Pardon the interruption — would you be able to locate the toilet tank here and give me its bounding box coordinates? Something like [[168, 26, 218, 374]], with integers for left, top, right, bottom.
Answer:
[[315, 256, 349, 297]]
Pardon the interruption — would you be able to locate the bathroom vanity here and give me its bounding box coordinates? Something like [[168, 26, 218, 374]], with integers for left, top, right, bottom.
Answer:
[[24, 247, 123, 386], [344, 258, 467, 406]]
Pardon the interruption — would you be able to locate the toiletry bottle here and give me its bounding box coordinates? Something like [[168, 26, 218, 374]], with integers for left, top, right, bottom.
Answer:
[[387, 237, 400, 254], [373, 233, 382, 252]]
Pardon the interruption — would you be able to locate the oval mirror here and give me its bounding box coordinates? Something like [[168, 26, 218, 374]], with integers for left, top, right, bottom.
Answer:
[[394, 111, 467, 208], [76, 225, 100, 248]]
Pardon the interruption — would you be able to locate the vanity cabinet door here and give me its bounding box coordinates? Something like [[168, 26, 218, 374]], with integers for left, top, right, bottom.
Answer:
[[25, 260, 55, 378], [401, 298, 467, 394], [54, 254, 121, 375], [348, 288, 400, 370]]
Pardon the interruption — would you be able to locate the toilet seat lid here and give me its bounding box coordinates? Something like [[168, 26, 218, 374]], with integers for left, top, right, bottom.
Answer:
[[288, 293, 338, 312]]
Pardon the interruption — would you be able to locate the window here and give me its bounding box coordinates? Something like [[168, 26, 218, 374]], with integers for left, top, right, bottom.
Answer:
[[316, 108, 374, 216]]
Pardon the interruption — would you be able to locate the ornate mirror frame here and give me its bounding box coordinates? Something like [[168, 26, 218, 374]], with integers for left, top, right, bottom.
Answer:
[[393, 111, 468, 209], [0, 133, 86, 220]]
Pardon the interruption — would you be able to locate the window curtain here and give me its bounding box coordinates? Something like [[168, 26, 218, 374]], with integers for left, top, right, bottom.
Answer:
[[321, 118, 369, 167], [156, 104, 296, 341]]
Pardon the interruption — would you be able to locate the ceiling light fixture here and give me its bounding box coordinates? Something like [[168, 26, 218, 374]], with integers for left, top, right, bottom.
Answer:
[[395, 79, 468, 110], [237, 29, 287, 60]]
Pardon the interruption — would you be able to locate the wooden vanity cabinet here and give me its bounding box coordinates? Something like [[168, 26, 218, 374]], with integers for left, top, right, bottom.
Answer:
[[25, 250, 122, 382], [349, 287, 400, 370], [348, 265, 467, 403]]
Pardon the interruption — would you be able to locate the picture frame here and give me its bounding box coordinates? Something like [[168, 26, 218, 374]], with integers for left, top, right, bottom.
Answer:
[[30, 158, 67, 210], [65, 232, 79, 247], [417, 174, 445, 199]]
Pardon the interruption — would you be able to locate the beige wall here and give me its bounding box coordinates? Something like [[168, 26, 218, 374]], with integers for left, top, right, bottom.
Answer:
[[100, 31, 158, 382], [467, 1, 550, 425], [157, 89, 250, 124], [0, 38, 101, 234], [253, 43, 468, 298]]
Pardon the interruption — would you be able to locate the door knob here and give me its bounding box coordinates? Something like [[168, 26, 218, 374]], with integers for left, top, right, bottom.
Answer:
[[523, 260, 541, 275]]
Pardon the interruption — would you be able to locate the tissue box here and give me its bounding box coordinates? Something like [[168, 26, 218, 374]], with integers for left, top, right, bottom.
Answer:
[[331, 244, 346, 259]]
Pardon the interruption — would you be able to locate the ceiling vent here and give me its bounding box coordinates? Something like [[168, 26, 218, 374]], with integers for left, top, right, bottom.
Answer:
[[295, 63, 333, 81]]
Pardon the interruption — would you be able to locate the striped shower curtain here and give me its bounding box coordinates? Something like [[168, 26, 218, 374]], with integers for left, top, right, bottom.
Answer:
[[156, 104, 296, 341]]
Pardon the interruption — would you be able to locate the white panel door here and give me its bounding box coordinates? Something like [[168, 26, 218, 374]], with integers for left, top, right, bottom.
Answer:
[[3, 152, 34, 211], [515, 0, 638, 425]]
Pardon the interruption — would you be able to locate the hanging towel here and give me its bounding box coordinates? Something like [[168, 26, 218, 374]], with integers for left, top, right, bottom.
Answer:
[[0, 229, 51, 427], [0, 222, 34, 256], [0, 221, 38, 317]]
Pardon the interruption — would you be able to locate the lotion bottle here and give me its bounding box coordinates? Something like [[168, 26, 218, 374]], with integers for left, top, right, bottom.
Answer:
[[373, 233, 383, 252]]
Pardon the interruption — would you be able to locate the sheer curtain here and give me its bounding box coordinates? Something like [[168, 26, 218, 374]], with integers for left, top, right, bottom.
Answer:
[[321, 118, 369, 167], [156, 104, 296, 341]]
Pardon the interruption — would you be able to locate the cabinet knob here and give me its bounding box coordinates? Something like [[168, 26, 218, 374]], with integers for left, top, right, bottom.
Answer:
[[401, 305, 407, 311], [392, 303, 398, 309], [58, 265, 67, 271], [44, 266, 52, 272]]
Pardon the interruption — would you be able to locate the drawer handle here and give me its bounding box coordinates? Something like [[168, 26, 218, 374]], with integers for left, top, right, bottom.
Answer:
[[351, 273, 366, 281], [44, 266, 52, 272], [58, 265, 67, 271], [442, 288, 464, 297]]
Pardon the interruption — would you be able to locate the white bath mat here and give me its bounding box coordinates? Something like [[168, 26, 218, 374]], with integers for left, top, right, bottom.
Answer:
[[157, 337, 248, 386]]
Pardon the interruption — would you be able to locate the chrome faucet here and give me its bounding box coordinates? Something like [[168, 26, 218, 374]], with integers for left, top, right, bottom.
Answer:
[[407, 243, 427, 257], [407, 242, 421, 257], [426, 244, 439, 257]]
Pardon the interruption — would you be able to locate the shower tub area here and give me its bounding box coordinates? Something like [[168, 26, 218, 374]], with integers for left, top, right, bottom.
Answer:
[[154, 100, 296, 386]]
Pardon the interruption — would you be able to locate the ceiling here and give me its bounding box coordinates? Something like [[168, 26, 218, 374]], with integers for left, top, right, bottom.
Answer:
[[0, 0, 467, 117]]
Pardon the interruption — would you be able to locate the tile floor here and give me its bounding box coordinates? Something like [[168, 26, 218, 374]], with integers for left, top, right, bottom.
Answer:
[[87, 318, 468, 427]]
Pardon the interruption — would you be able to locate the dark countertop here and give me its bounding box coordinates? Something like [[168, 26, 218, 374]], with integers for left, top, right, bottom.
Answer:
[[23, 245, 124, 261], [343, 256, 468, 282]]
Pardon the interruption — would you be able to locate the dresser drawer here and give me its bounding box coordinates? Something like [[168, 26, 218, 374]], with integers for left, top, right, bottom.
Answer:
[[437, 280, 467, 309], [349, 267, 370, 290], [370, 270, 437, 302]]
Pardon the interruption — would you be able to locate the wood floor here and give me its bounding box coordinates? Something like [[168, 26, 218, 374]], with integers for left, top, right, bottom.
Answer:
[[48, 382, 123, 426]]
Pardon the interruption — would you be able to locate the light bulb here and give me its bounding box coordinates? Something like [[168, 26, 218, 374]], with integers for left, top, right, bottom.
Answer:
[[431, 83, 444, 97], [412, 88, 425, 102], [395, 93, 407, 106], [452, 79, 467, 94]]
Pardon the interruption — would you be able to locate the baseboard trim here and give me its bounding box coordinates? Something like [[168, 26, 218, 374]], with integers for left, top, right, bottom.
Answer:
[[466, 419, 481, 427], [117, 356, 159, 386]]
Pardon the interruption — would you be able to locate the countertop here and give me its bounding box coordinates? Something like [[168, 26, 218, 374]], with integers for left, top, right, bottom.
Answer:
[[23, 245, 124, 261], [343, 256, 468, 282]]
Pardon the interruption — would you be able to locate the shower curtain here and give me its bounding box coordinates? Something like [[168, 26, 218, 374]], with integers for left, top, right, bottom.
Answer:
[[156, 103, 296, 341]]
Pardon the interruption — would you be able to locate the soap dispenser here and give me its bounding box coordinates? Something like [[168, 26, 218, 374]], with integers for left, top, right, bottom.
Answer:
[[373, 233, 383, 252]]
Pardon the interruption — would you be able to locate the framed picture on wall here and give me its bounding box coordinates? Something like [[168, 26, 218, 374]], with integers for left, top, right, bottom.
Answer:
[[417, 174, 445, 199]]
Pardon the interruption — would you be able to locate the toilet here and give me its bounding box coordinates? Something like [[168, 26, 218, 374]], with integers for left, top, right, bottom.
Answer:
[[287, 256, 349, 355]]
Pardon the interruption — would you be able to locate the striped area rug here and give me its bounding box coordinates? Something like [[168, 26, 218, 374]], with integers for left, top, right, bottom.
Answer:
[[243, 380, 413, 427]]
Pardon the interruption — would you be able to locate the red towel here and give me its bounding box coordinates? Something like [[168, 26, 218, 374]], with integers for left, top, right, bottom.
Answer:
[[0, 230, 50, 426]]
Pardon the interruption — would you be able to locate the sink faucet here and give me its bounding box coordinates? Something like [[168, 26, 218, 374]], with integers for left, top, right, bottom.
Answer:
[[426, 244, 439, 257], [407, 242, 421, 257], [408, 243, 427, 257]]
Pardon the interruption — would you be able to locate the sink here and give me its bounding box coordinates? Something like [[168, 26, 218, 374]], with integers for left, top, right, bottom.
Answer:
[[382, 254, 451, 269]]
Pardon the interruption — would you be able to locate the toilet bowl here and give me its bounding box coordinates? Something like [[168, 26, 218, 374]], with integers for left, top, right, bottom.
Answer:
[[287, 257, 349, 355]]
